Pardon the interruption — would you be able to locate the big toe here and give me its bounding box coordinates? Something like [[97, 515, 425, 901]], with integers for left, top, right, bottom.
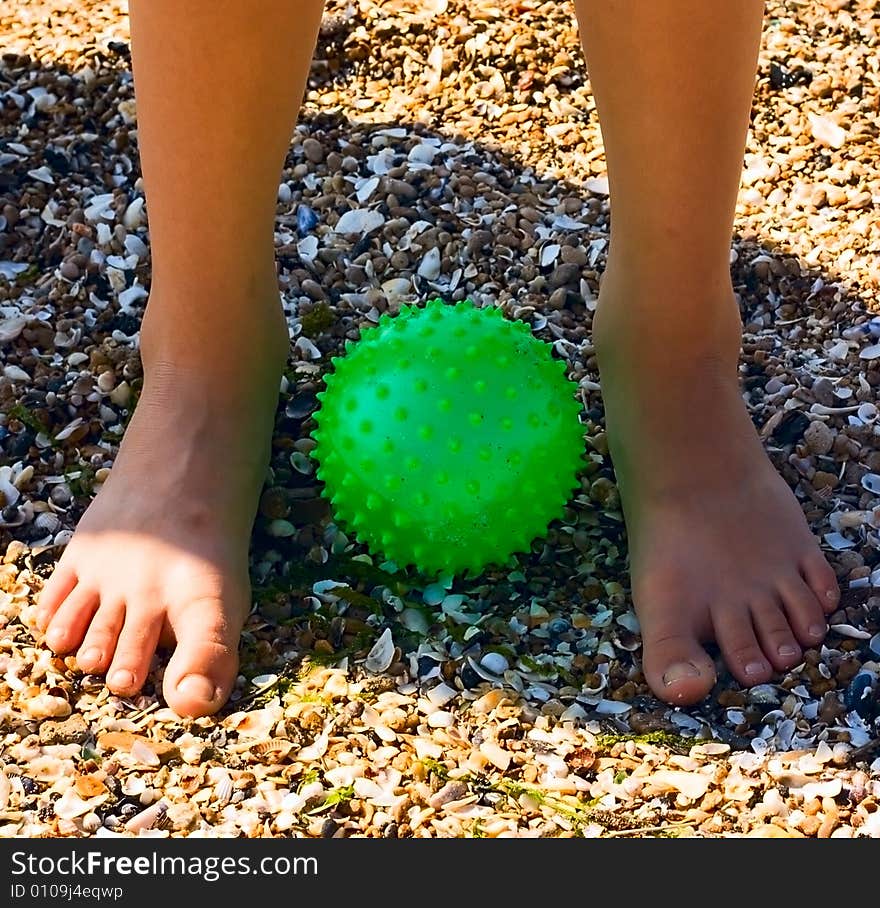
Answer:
[[162, 609, 241, 717], [642, 630, 717, 706]]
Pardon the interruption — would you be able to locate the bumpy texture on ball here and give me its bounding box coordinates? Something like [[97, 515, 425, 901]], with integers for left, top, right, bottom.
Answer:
[[311, 299, 584, 577]]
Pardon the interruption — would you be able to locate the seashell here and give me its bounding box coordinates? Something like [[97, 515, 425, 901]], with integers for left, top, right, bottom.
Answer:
[[124, 799, 167, 833], [417, 247, 441, 280], [808, 113, 846, 149], [81, 813, 102, 833], [290, 451, 313, 474], [296, 204, 318, 234], [579, 673, 608, 695], [540, 243, 560, 268], [594, 699, 631, 714], [829, 623, 871, 639], [124, 234, 148, 258], [830, 509, 874, 531], [408, 142, 438, 165], [615, 611, 640, 634], [826, 340, 850, 361], [118, 283, 148, 311], [54, 789, 95, 820], [0, 474, 20, 507], [857, 403, 878, 423], [297, 235, 318, 262], [465, 655, 502, 683], [858, 343, 880, 361], [33, 512, 61, 537], [333, 208, 385, 236], [252, 738, 294, 759], [214, 773, 233, 806], [365, 628, 394, 673], [861, 474, 880, 495], [27, 165, 54, 185], [823, 532, 855, 550], [121, 776, 147, 797], [0, 261, 29, 281], [355, 176, 380, 203], [748, 684, 780, 705], [298, 719, 335, 761], [427, 710, 453, 728], [645, 769, 710, 801], [277, 182, 292, 204], [426, 682, 457, 707], [83, 192, 115, 222], [251, 673, 278, 687], [122, 197, 145, 230]]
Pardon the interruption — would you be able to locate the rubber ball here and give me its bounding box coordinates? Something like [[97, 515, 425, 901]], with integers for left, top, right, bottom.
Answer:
[[311, 299, 584, 576]]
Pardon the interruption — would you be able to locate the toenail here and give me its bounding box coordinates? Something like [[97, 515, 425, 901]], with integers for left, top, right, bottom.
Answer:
[[45, 627, 65, 647], [777, 644, 799, 658], [744, 660, 768, 677], [662, 662, 701, 686], [809, 623, 826, 638], [78, 647, 101, 667], [110, 669, 135, 690], [178, 674, 217, 704]]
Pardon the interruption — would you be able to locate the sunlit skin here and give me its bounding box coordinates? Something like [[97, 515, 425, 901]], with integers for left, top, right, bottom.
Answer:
[[36, 0, 839, 716]]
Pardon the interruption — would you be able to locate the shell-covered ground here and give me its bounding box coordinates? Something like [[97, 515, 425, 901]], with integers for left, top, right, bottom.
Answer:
[[1, 0, 880, 838]]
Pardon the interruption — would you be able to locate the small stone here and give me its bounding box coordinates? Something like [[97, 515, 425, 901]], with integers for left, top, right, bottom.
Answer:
[[428, 780, 469, 809], [547, 287, 568, 310], [97, 731, 180, 765], [25, 694, 72, 719], [803, 420, 834, 455], [302, 138, 324, 164], [811, 378, 836, 407], [549, 263, 580, 288], [812, 470, 838, 490], [60, 261, 80, 281], [165, 801, 201, 832], [39, 713, 88, 745]]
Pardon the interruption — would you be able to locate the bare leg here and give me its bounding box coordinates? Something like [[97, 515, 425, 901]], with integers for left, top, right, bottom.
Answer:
[[573, 0, 840, 703], [36, 0, 325, 716]]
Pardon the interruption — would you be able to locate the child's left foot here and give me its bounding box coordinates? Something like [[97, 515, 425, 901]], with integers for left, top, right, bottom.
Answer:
[[593, 270, 840, 705]]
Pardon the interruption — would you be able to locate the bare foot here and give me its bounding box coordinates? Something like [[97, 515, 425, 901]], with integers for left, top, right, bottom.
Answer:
[[593, 271, 840, 705], [35, 291, 288, 716]]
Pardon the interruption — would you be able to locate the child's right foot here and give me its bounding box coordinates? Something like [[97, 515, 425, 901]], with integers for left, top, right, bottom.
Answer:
[[35, 285, 288, 717]]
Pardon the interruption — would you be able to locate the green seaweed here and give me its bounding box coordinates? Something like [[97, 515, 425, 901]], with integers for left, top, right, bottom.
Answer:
[[309, 783, 355, 814], [300, 302, 335, 338]]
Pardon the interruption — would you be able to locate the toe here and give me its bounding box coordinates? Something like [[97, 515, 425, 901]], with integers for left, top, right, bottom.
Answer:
[[779, 573, 828, 648], [800, 552, 840, 614], [35, 563, 78, 630], [749, 594, 802, 671], [43, 585, 99, 655], [163, 601, 241, 717], [711, 600, 772, 686], [106, 603, 164, 696], [640, 623, 717, 706], [76, 602, 125, 674]]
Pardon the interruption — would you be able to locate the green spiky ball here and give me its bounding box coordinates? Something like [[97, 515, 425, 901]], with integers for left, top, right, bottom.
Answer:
[[311, 299, 584, 577]]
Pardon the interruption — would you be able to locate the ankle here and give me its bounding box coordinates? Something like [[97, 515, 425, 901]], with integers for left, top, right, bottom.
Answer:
[[593, 264, 743, 371], [139, 279, 288, 376]]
